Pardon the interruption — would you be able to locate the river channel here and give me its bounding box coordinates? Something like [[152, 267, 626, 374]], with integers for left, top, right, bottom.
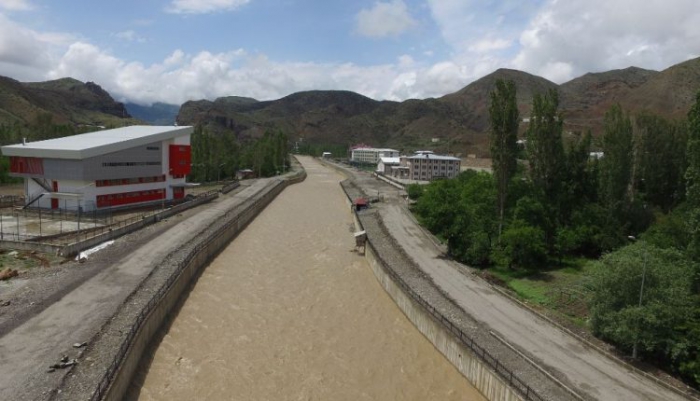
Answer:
[[128, 156, 484, 400]]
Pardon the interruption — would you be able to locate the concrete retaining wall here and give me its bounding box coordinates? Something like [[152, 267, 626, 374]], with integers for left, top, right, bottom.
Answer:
[[363, 242, 523, 401], [344, 189, 525, 401], [99, 173, 305, 401]]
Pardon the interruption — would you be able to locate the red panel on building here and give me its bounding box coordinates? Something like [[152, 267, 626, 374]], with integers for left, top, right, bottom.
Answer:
[[96, 189, 165, 208], [173, 187, 185, 200], [169, 145, 191, 176], [10, 156, 44, 175]]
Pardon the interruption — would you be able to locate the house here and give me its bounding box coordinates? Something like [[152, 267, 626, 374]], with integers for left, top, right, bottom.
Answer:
[[1, 125, 193, 211]]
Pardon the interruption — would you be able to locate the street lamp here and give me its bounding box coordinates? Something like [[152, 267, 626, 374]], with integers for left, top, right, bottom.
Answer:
[[627, 235, 648, 359]]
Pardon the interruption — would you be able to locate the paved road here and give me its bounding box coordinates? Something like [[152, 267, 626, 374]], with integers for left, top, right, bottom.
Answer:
[[334, 162, 688, 401], [0, 179, 274, 401]]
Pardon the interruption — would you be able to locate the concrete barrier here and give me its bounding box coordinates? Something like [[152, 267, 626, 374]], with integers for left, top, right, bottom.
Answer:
[[95, 172, 305, 401]]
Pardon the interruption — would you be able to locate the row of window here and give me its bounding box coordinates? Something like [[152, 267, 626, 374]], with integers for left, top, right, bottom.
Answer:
[[95, 175, 167, 187], [101, 161, 161, 167], [96, 189, 165, 208]]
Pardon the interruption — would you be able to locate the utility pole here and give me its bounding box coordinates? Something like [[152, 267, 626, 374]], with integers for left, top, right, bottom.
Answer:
[[628, 235, 648, 359]]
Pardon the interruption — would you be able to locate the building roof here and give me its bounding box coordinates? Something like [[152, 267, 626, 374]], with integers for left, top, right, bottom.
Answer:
[[352, 147, 399, 153], [1, 125, 193, 160], [379, 157, 400, 164], [408, 154, 460, 161]]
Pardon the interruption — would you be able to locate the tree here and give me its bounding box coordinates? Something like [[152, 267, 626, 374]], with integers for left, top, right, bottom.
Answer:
[[526, 89, 565, 247], [633, 113, 687, 211], [599, 104, 633, 216], [687, 91, 700, 261], [590, 242, 696, 360], [489, 79, 519, 236]]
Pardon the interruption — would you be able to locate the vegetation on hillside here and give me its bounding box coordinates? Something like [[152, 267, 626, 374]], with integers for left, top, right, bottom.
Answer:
[[410, 80, 700, 387]]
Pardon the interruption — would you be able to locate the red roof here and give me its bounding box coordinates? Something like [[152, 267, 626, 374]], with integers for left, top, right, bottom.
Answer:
[[354, 197, 368, 206]]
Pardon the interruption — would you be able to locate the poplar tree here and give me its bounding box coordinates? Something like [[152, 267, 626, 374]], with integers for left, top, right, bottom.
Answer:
[[526, 89, 564, 247], [489, 79, 519, 236], [686, 91, 700, 260], [599, 104, 633, 216]]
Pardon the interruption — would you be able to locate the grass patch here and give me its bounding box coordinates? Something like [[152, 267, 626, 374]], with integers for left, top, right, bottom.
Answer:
[[486, 257, 595, 322]]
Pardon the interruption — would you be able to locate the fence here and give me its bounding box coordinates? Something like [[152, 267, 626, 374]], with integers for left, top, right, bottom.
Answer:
[[339, 179, 545, 401], [87, 173, 305, 401]]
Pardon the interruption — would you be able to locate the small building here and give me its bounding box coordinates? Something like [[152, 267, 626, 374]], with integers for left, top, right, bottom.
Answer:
[[236, 169, 255, 180], [376, 156, 400, 175], [322, 152, 332, 158], [1, 125, 193, 211], [350, 146, 399, 164]]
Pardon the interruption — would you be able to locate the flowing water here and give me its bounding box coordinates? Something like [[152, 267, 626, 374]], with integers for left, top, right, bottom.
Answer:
[[129, 156, 485, 401]]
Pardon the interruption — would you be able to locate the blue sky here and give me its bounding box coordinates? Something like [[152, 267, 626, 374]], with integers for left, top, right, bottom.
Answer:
[[1, 0, 699, 105]]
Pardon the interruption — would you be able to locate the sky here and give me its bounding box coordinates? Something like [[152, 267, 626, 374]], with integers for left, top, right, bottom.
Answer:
[[0, 0, 699, 106]]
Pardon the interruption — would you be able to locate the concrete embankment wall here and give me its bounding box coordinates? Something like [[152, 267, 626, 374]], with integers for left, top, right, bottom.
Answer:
[[363, 241, 523, 401], [97, 172, 306, 401], [338, 181, 525, 400]]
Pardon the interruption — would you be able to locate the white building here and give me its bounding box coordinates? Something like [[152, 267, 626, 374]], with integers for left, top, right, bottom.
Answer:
[[376, 157, 400, 175], [350, 147, 399, 164], [1, 125, 193, 211]]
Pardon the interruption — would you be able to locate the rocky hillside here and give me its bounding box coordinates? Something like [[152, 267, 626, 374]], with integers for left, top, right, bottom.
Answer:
[[0, 77, 136, 127], [176, 56, 700, 154]]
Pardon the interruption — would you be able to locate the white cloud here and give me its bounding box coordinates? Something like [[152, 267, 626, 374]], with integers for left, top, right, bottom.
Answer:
[[512, 0, 700, 82], [167, 0, 250, 15], [0, 0, 33, 11], [356, 0, 417, 38], [114, 30, 146, 43], [468, 38, 512, 53], [0, 13, 52, 80]]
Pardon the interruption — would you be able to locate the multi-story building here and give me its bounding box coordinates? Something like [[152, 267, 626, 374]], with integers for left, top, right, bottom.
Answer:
[[350, 147, 399, 164], [1, 125, 193, 211], [406, 153, 461, 181]]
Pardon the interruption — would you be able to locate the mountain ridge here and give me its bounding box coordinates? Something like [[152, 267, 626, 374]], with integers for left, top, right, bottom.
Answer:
[[2, 56, 699, 154]]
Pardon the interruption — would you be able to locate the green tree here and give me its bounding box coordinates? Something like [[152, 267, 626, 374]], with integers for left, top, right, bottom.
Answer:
[[599, 104, 633, 216], [633, 113, 688, 211], [687, 91, 700, 261], [489, 79, 519, 236], [590, 242, 696, 360], [526, 89, 565, 247]]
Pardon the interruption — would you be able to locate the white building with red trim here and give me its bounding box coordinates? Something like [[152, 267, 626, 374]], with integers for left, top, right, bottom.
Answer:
[[1, 125, 193, 211]]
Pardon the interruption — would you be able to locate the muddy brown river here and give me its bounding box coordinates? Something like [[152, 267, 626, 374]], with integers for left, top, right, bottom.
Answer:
[[129, 156, 484, 400]]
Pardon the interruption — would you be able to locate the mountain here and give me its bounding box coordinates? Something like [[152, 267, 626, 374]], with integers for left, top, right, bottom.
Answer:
[[125, 102, 180, 125], [560, 67, 659, 129], [0, 77, 136, 126], [177, 57, 700, 154]]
